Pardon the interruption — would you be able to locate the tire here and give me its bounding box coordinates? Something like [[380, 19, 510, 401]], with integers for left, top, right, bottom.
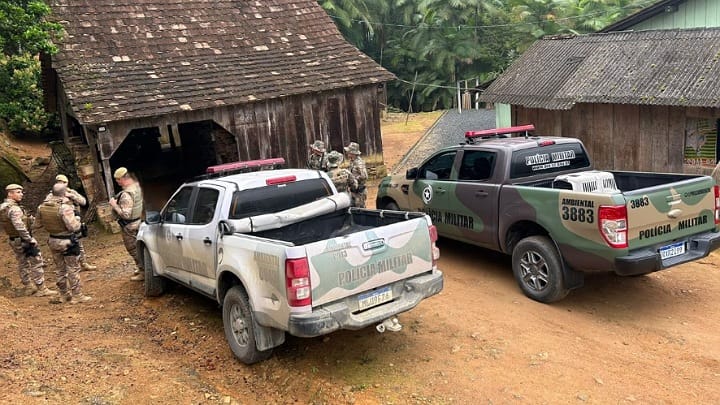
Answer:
[[382, 201, 399, 210], [143, 247, 166, 297], [511, 236, 569, 303], [222, 286, 273, 364]]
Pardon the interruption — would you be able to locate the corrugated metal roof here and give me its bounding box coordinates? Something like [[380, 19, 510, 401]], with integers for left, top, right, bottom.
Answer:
[[49, 0, 395, 124], [480, 28, 720, 110]]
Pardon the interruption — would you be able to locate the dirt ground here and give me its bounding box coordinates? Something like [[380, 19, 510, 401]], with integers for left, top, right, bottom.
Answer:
[[2, 114, 720, 404]]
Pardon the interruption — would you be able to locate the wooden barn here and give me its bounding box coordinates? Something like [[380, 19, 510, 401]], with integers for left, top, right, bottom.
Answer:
[[480, 0, 720, 175], [42, 0, 394, 215]]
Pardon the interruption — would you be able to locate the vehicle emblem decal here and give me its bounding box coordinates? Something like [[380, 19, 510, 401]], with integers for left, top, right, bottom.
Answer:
[[422, 185, 433, 204]]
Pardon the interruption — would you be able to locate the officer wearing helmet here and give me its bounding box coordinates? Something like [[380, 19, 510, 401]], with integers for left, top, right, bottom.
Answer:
[[307, 140, 328, 171], [326, 151, 357, 195], [1, 184, 58, 297], [47, 174, 96, 271], [343, 142, 368, 207]]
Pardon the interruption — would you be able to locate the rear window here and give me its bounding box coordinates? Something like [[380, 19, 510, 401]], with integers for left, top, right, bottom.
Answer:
[[228, 178, 333, 219], [510, 142, 590, 179]]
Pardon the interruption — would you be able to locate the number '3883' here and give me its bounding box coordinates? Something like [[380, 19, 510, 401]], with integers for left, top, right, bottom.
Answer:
[[629, 196, 650, 209]]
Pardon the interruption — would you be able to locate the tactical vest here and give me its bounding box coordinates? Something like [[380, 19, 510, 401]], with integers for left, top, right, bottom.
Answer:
[[0, 201, 22, 237], [38, 198, 69, 235], [118, 183, 144, 220], [330, 169, 350, 192]]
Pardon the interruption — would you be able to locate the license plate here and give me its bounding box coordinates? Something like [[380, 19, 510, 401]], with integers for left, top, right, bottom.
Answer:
[[357, 286, 393, 311], [659, 242, 685, 260]]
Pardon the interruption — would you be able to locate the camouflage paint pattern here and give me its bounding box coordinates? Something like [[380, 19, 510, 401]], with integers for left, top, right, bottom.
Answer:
[[306, 217, 433, 306], [377, 170, 718, 274]]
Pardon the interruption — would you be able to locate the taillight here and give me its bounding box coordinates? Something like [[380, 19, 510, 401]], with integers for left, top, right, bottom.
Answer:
[[714, 185, 720, 225], [286, 257, 311, 308], [598, 205, 628, 248], [428, 225, 440, 268]]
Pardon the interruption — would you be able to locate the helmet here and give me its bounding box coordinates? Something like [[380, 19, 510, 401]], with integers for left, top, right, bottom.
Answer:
[[343, 142, 362, 155], [310, 140, 326, 153], [326, 151, 343, 168]]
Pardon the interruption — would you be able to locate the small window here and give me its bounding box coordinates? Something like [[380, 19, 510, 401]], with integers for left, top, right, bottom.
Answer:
[[229, 178, 332, 219], [188, 188, 219, 225], [162, 186, 193, 224], [458, 150, 496, 181], [510, 143, 590, 179], [418, 151, 456, 180]]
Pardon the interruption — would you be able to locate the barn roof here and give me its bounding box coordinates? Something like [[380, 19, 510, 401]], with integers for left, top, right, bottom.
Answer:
[[49, 0, 395, 125], [480, 28, 720, 110]]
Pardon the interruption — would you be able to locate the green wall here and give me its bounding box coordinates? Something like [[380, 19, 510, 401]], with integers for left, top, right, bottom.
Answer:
[[633, 0, 720, 30]]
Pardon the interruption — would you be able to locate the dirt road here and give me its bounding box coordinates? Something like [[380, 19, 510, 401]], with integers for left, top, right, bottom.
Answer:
[[2, 113, 720, 403]]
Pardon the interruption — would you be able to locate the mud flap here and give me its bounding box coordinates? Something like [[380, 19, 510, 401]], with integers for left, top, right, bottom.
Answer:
[[254, 323, 285, 352], [562, 261, 584, 290]]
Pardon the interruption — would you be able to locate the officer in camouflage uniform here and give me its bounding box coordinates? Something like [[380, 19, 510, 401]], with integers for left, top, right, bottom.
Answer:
[[344, 142, 368, 208], [0, 184, 58, 297], [47, 174, 97, 271], [326, 151, 358, 195], [37, 184, 91, 304], [307, 140, 328, 171], [109, 167, 145, 281]]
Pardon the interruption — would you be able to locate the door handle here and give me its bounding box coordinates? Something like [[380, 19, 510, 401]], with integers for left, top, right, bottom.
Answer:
[[436, 188, 446, 194], [203, 237, 212, 245], [175, 233, 183, 240], [475, 191, 488, 197]]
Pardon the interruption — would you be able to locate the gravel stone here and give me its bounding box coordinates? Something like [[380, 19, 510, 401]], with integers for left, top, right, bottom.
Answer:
[[392, 109, 496, 174]]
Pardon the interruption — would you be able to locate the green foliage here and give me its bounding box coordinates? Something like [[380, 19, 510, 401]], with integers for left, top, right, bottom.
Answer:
[[0, 54, 51, 133], [320, 0, 648, 112], [0, 0, 63, 135]]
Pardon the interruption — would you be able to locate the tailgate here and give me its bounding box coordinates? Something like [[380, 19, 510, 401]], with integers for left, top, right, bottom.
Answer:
[[626, 177, 716, 251], [305, 216, 434, 307]]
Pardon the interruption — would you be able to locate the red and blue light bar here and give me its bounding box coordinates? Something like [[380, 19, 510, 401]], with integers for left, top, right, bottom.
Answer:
[[465, 124, 535, 139]]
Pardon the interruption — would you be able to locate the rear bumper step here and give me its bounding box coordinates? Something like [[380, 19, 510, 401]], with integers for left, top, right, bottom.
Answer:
[[614, 231, 720, 276], [287, 270, 443, 337]]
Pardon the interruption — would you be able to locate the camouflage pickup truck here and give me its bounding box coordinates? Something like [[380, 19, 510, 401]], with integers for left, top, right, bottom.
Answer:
[[136, 159, 442, 364], [377, 125, 720, 303]]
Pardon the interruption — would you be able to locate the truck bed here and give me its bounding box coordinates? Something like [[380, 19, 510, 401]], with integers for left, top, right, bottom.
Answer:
[[251, 209, 426, 246]]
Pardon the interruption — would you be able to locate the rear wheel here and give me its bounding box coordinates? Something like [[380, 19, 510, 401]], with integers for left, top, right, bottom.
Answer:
[[222, 286, 273, 364], [511, 236, 569, 303], [143, 247, 166, 297]]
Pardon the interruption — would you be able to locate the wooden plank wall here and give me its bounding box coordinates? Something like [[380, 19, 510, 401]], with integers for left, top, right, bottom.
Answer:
[[87, 85, 384, 198], [515, 104, 720, 174]]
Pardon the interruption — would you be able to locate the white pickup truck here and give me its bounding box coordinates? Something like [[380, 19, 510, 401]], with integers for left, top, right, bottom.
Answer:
[[137, 159, 443, 364]]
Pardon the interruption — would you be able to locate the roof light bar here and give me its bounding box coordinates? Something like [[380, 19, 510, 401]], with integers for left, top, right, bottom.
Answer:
[[465, 124, 536, 139], [206, 158, 285, 174]]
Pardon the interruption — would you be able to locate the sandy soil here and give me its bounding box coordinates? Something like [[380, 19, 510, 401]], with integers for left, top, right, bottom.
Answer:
[[1, 114, 720, 404]]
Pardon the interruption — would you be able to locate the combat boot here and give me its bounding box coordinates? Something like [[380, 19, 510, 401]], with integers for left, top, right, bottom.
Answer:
[[33, 284, 59, 297], [130, 272, 145, 281], [81, 262, 98, 271], [20, 284, 37, 297], [69, 294, 92, 304]]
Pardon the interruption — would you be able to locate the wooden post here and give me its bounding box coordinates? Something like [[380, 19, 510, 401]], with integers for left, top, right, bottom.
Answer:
[[405, 71, 418, 125]]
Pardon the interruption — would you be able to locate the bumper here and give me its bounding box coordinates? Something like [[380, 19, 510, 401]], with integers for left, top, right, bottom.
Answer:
[[288, 269, 443, 338], [615, 231, 720, 276]]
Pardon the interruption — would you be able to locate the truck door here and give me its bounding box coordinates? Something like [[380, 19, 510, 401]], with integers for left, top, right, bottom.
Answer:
[[454, 150, 500, 249], [185, 186, 224, 296], [409, 151, 457, 234], [157, 186, 194, 285]]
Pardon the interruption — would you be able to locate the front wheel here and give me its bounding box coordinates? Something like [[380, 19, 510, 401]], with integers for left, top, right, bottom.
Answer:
[[511, 236, 569, 303], [143, 247, 166, 297], [222, 286, 273, 364]]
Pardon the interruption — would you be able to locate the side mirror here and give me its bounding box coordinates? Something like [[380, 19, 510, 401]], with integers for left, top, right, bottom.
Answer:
[[406, 167, 418, 180], [145, 211, 161, 224], [218, 220, 235, 235]]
